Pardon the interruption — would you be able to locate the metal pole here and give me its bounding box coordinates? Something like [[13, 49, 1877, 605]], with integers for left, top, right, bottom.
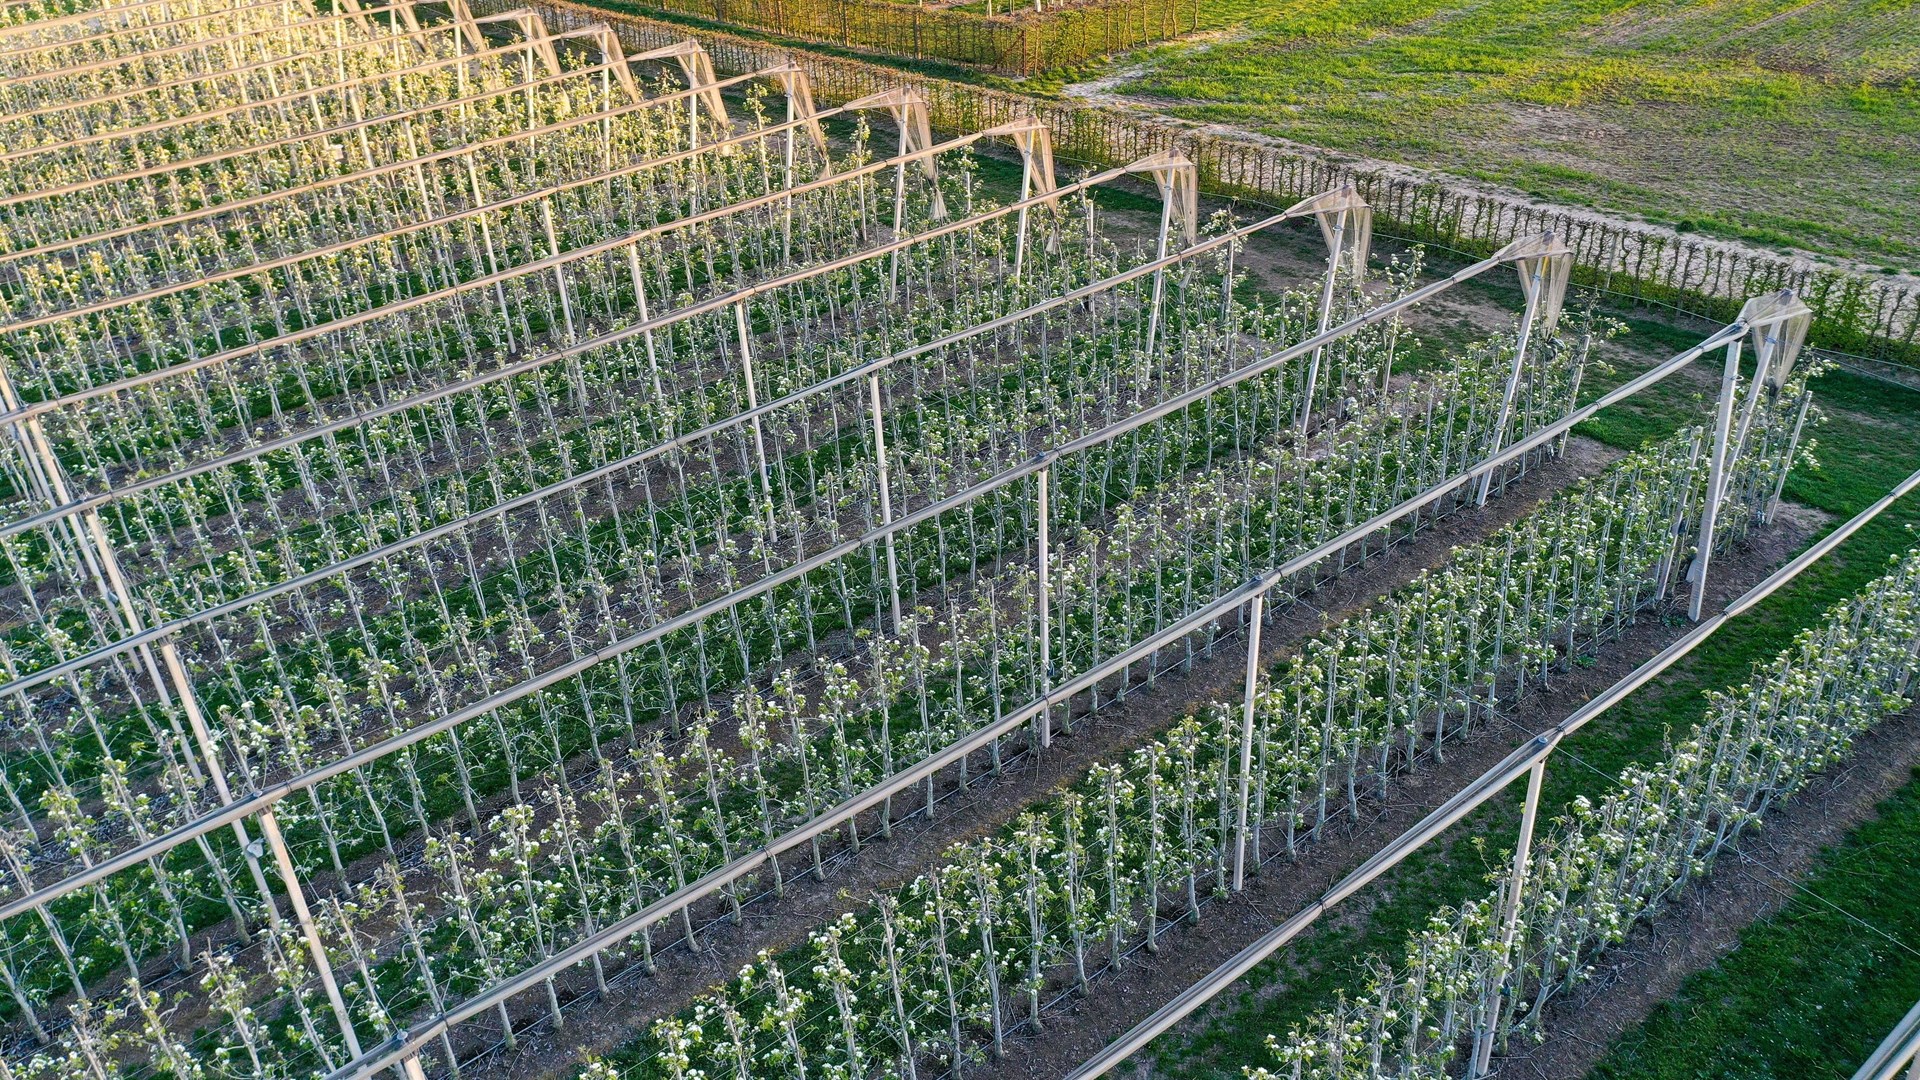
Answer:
[[869, 373, 903, 637], [1717, 318, 1794, 536], [1474, 257, 1544, 507], [1690, 339, 1742, 620], [158, 639, 284, 928], [627, 241, 665, 418], [1012, 139, 1033, 282], [733, 301, 778, 541], [686, 85, 698, 162], [1767, 388, 1813, 524], [1145, 189, 1172, 357], [539, 198, 574, 341], [781, 88, 796, 263], [0, 366, 266, 894], [258, 807, 364, 1059], [1231, 589, 1264, 891], [889, 121, 909, 301], [1037, 463, 1052, 749], [1471, 757, 1545, 1077], [1298, 208, 1345, 434]]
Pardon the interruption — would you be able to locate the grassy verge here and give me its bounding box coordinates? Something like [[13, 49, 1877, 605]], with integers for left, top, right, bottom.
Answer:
[[1589, 766, 1920, 1080]]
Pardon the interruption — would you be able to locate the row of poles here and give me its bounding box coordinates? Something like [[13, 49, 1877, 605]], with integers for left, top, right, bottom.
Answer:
[[329, 221, 1594, 1078]]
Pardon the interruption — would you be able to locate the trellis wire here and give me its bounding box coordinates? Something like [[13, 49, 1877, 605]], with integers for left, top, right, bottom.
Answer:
[[0, 2, 1497, 1068], [593, 359, 1807, 1080]]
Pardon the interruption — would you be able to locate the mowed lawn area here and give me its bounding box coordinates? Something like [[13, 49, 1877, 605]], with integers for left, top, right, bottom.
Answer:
[[1061, 0, 1918, 271]]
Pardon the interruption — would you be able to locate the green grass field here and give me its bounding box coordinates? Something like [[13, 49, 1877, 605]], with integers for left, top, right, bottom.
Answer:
[[1057, 0, 1919, 272]]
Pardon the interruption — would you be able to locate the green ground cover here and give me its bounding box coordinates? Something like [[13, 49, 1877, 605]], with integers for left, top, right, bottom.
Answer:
[[932, 171, 1920, 1080], [577, 0, 1917, 275]]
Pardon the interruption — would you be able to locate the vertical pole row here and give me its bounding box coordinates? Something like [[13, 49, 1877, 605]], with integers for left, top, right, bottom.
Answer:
[[0, 366, 181, 726], [0, 369, 298, 944], [1297, 207, 1345, 435]]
